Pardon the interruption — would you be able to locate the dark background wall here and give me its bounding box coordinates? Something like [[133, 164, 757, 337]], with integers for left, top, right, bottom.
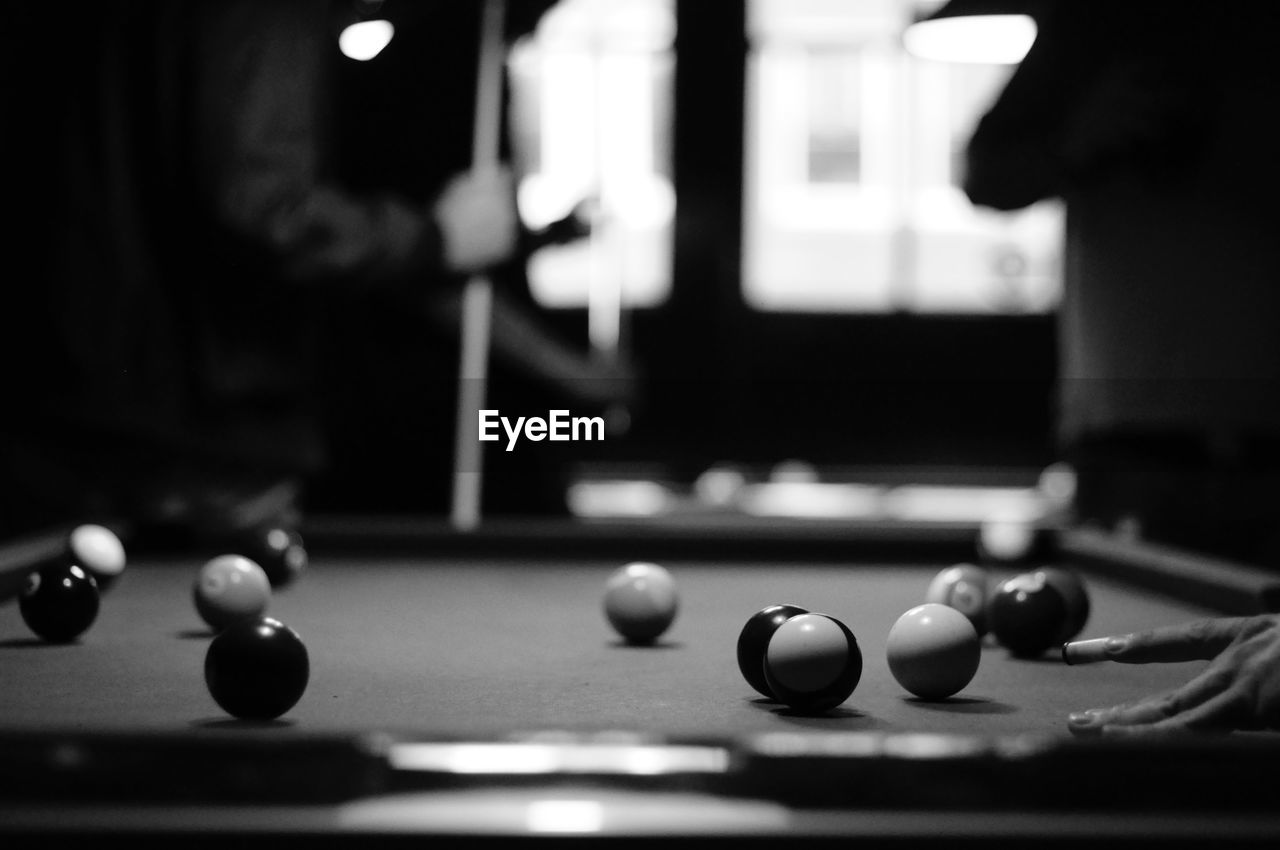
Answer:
[[316, 0, 1057, 503]]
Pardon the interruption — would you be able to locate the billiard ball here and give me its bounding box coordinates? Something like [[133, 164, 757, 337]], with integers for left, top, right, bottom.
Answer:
[[603, 562, 677, 644], [19, 562, 100, 643], [924, 564, 991, 636], [988, 571, 1069, 657], [762, 612, 862, 713], [1035, 566, 1090, 643], [204, 616, 309, 720], [1037, 462, 1077, 511], [693, 465, 748, 508], [886, 603, 981, 700], [977, 516, 1037, 562], [1114, 514, 1143, 542], [769, 459, 819, 484], [237, 526, 307, 588], [68, 524, 126, 593], [193, 555, 271, 631], [736, 603, 809, 698]]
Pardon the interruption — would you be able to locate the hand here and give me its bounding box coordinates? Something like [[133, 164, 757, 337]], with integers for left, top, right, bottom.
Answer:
[[524, 195, 602, 254], [1067, 615, 1280, 735], [433, 166, 519, 274], [481, 291, 642, 410]]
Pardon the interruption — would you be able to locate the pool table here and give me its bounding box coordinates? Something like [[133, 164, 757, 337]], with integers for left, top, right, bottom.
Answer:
[[2, 515, 1280, 846]]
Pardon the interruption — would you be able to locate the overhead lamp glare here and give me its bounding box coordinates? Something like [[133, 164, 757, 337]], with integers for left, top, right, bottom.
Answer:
[[339, 19, 395, 62], [904, 2, 1036, 64]]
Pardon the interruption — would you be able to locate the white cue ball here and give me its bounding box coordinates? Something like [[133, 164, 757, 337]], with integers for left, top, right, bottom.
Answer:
[[887, 603, 981, 701], [603, 562, 677, 644], [69, 524, 127, 591]]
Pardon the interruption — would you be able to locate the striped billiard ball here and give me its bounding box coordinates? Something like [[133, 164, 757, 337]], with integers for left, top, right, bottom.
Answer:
[[924, 563, 991, 636], [762, 612, 862, 713], [194, 555, 271, 631], [736, 603, 809, 699]]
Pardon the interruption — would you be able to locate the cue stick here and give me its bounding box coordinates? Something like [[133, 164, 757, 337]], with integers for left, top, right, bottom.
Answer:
[[450, 0, 506, 532], [0, 522, 130, 605], [0, 533, 66, 604], [586, 198, 631, 437], [584, 42, 630, 437]]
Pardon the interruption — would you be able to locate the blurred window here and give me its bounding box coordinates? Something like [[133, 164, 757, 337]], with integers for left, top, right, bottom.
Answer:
[[510, 0, 675, 313], [744, 0, 1062, 313]]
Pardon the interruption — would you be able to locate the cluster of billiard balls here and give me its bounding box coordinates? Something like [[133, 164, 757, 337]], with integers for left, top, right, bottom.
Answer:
[[192, 526, 307, 631], [736, 601, 981, 711], [15, 524, 126, 643], [737, 604, 865, 711], [12, 523, 312, 722], [602, 564, 861, 711], [960, 515, 1091, 656], [191, 527, 311, 720], [601, 558, 1089, 714], [925, 562, 1091, 657]]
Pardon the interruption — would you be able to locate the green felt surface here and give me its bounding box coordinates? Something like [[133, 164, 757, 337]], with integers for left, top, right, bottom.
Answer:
[[0, 557, 1217, 738]]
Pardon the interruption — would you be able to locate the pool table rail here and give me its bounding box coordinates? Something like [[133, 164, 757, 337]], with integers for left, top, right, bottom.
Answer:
[[2, 727, 1279, 815]]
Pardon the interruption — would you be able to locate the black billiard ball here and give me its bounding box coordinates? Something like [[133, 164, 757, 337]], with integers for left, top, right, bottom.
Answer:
[[737, 603, 809, 698], [239, 527, 308, 588], [1035, 567, 1090, 643], [67, 524, 126, 593], [762, 612, 862, 713], [19, 562, 100, 643], [204, 616, 309, 720], [988, 572, 1069, 658]]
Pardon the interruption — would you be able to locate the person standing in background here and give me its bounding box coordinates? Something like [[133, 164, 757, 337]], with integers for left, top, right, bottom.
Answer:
[[314, 0, 631, 518], [964, 0, 1280, 735], [0, 0, 614, 540], [964, 0, 1280, 567]]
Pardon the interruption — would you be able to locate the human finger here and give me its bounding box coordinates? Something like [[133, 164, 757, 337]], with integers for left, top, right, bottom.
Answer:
[[1067, 664, 1233, 734], [1096, 690, 1250, 737], [1063, 618, 1253, 665]]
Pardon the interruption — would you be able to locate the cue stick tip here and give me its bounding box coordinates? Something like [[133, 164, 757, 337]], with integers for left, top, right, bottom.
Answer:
[[1062, 637, 1112, 665]]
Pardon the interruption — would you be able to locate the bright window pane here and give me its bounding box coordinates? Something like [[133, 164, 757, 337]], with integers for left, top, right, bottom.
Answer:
[[744, 0, 1062, 314], [510, 0, 674, 323]]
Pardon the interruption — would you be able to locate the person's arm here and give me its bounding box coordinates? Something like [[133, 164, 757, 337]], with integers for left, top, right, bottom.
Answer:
[[423, 286, 636, 408], [487, 292, 636, 407], [190, 0, 516, 285], [1065, 615, 1280, 734], [964, 1, 1208, 211], [961, 1, 1084, 210]]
